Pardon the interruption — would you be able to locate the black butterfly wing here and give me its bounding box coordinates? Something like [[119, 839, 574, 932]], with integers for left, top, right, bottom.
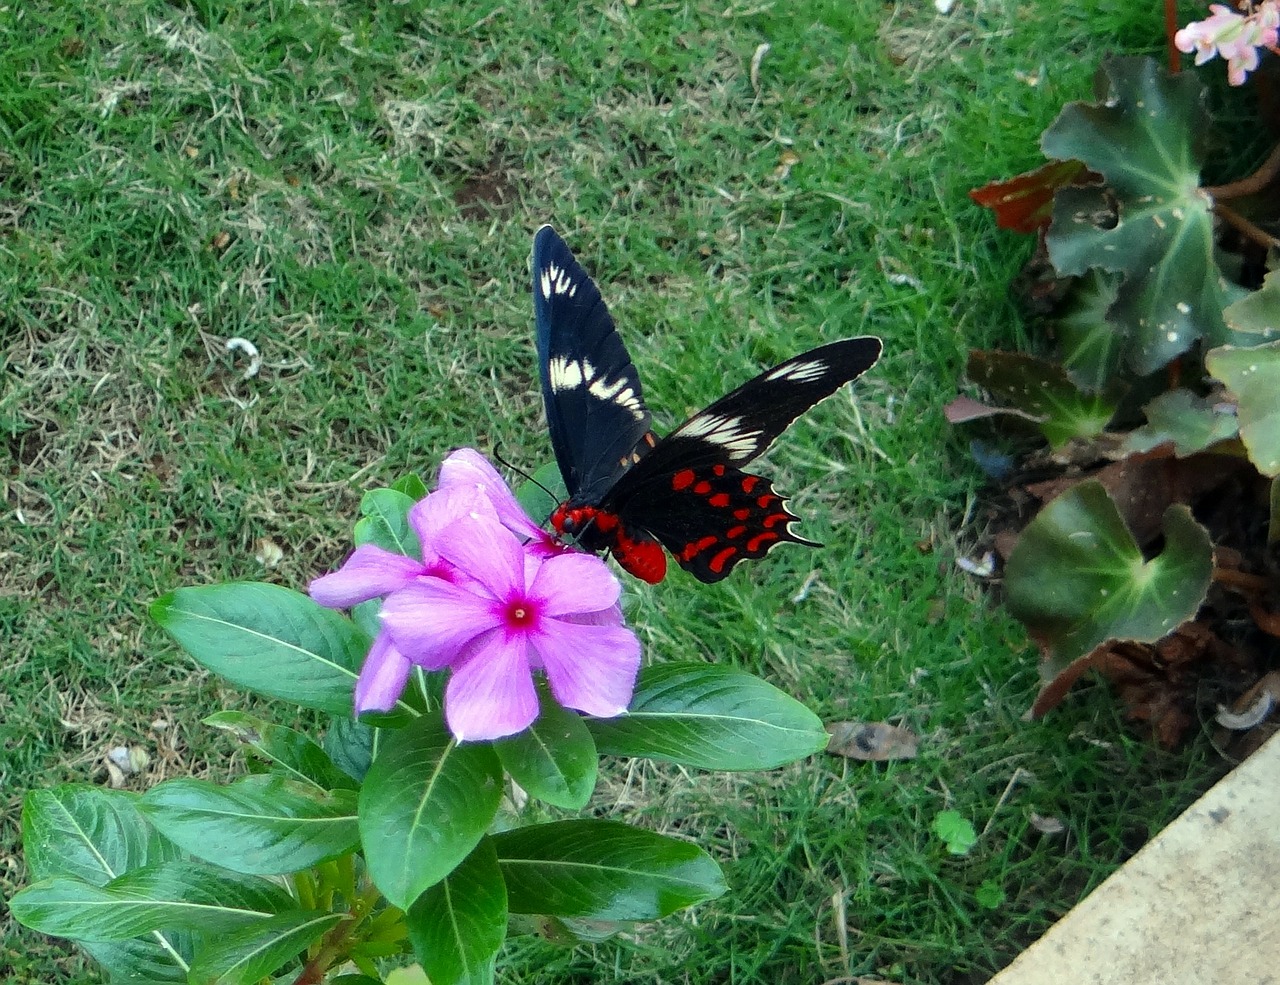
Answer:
[[532, 225, 653, 501], [600, 337, 883, 581]]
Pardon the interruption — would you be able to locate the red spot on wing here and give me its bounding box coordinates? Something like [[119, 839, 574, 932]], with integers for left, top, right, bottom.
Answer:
[[672, 469, 696, 490], [756, 494, 777, 508], [741, 476, 759, 493], [762, 512, 792, 529], [708, 546, 737, 574], [726, 525, 747, 539], [734, 509, 750, 521], [679, 535, 718, 562], [709, 493, 730, 508], [614, 532, 667, 584], [693, 480, 712, 495], [713, 464, 726, 476], [746, 531, 779, 553]]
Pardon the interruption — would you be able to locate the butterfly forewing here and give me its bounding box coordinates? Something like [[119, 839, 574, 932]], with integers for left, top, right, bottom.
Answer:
[[662, 338, 884, 468], [532, 225, 653, 500]]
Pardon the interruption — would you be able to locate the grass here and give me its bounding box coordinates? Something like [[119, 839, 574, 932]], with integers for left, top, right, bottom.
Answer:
[[0, 1, 1226, 982]]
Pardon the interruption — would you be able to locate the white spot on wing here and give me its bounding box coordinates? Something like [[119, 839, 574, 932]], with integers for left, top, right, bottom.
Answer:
[[679, 412, 763, 460], [766, 359, 828, 383], [548, 357, 645, 420], [588, 377, 646, 419], [539, 262, 577, 300], [548, 356, 592, 391]]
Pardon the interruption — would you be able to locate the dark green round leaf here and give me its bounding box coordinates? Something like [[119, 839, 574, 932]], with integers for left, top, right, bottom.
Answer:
[[407, 839, 506, 985], [586, 663, 828, 770], [358, 713, 503, 909], [1206, 341, 1280, 477], [494, 693, 597, 810], [140, 776, 359, 875], [493, 819, 726, 921], [1041, 57, 1238, 374], [1005, 480, 1213, 670], [966, 350, 1116, 447], [151, 583, 369, 715]]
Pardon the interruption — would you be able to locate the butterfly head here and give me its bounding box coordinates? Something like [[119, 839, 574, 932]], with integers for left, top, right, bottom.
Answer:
[[550, 502, 668, 585]]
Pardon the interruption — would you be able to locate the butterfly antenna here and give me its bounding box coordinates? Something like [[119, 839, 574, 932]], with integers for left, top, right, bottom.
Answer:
[[492, 447, 559, 505]]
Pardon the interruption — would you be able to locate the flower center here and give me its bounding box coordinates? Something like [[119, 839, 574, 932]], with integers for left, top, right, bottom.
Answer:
[[504, 598, 537, 628]]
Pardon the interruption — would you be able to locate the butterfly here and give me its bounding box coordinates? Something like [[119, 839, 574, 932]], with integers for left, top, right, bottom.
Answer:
[[532, 224, 882, 584]]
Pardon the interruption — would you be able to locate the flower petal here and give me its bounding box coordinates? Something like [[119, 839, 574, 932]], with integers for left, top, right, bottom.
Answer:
[[532, 619, 641, 719], [380, 581, 499, 670], [354, 631, 413, 713], [529, 551, 622, 617], [437, 448, 546, 541], [408, 484, 496, 559], [444, 632, 539, 741], [436, 513, 526, 599], [310, 545, 425, 608]]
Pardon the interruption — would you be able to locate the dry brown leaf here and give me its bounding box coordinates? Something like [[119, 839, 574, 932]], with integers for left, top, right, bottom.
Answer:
[[826, 721, 920, 761]]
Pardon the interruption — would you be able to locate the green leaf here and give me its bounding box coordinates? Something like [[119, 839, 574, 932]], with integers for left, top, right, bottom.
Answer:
[[151, 583, 370, 715], [975, 879, 1006, 909], [1052, 269, 1126, 392], [1041, 57, 1235, 374], [187, 910, 342, 985], [587, 663, 829, 770], [932, 810, 977, 856], [1206, 341, 1280, 476], [325, 714, 378, 783], [1005, 480, 1213, 669], [358, 713, 503, 909], [354, 488, 421, 555], [204, 711, 358, 792], [140, 776, 359, 875], [515, 462, 566, 525], [1121, 389, 1239, 457], [493, 819, 726, 921], [9, 862, 296, 941], [967, 350, 1116, 447], [494, 692, 597, 810], [392, 473, 429, 500], [20, 787, 191, 980], [22, 786, 176, 885], [1223, 268, 1280, 340], [407, 840, 506, 985]]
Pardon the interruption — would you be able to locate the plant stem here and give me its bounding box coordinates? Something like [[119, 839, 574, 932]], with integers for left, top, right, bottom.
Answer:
[[289, 880, 387, 985], [1166, 0, 1182, 73]]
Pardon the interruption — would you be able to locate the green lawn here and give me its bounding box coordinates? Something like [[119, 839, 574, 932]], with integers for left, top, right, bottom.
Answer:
[[1, 2, 1223, 982]]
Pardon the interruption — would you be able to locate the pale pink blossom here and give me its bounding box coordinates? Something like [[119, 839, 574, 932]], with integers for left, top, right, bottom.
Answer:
[[1177, 1, 1279, 85]]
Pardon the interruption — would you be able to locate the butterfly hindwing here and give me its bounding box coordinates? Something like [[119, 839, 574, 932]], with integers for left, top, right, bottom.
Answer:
[[593, 338, 881, 580], [532, 225, 653, 501], [623, 463, 816, 582]]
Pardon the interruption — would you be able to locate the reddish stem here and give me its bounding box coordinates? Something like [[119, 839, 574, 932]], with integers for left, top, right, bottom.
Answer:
[[1166, 0, 1182, 73]]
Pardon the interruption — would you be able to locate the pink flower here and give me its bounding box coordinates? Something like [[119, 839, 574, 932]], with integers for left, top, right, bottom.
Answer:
[[436, 447, 564, 557], [380, 512, 641, 742], [310, 449, 641, 739], [310, 480, 498, 713], [1176, 1, 1278, 84]]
